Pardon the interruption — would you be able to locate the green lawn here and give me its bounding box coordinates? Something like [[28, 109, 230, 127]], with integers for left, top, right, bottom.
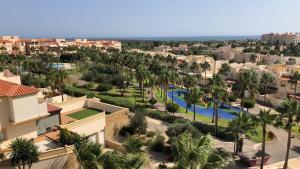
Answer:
[[245, 127, 274, 143], [67, 109, 100, 120]]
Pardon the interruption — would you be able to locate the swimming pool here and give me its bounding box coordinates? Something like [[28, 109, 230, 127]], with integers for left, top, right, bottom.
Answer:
[[167, 89, 242, 120]]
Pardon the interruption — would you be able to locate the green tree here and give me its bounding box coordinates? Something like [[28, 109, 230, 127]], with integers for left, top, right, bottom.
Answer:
[[9, 138, 40, 169], [254, 109, 276, 169], [276, 99, 300, 169], [200, 61, 211, 86], [288, 71, 300, 99], [228, 112, 255, 153], [187, 87, 203, 122], [74, 141, 102, 169], [166, 102, 180, 116], [260, 72, 275, 102], [218, 63, 231, 76], [172, 133, 233, 169], [136, 65, 149, 102]]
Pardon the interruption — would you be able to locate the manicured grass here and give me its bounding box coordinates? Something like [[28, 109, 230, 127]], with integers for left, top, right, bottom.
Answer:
[[245, 127, 274, 143], [67, 109, 100, 120]]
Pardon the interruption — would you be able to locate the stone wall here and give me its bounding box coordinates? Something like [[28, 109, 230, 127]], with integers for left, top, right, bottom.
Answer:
[[105, 108, 130, 141]]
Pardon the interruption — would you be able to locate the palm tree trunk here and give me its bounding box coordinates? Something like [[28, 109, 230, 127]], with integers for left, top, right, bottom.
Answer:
[[212, 98, 215, 123], [215, 103, 219, 136], [193, 103, 196, 122], [294, 83, 297, 99], [171, 86, 174, 103], [142, 80, 145, 102], [283, 128, 292, 169], [264, 85, 267, 102], [204, 71, 207, 85], [260, 125, 267, 169]]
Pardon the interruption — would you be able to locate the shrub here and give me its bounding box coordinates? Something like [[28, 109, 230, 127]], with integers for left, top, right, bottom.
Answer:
[[192, 121, 234, 141], [241, 99, 255, 111], [148, 98, 157, 107], [123, 136, 144, 153], [119, 125, 134, 136], [166, 121, 201, 139], [146, 131, 156, 138], [150, 135, 165, 152], [129, 111, 147, 135], [97, 83, 113, 92], [166, 103, 179, 115], [228, 95, 237, 102]]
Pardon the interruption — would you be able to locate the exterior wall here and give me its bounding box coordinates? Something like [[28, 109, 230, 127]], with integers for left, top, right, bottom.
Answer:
[[86, 98, 123, 113], [61, 114, 106, 145], [9, 94, 48, 123], [105, 108, 130, 140], [36, 114, 60, 135], [53, 96, 87, 113], [0, 97, 11, 130], [0, 73, 21, 84], [1, 120, 37, 149]]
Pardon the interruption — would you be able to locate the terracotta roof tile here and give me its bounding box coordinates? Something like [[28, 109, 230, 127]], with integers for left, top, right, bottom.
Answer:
[[0, 80, 39, 97], [47, 103, 62, 114]]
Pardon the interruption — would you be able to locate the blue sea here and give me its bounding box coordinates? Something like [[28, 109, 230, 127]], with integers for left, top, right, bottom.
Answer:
[[88, 35, 260, 41]]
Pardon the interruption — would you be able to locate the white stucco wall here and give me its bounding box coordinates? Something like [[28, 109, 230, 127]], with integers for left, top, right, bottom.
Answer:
[[9, 94, 48, 123], [1, 120, 38, 149]]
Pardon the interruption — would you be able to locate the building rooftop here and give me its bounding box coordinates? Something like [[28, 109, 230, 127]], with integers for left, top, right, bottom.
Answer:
[[0, 79, 39, 97]]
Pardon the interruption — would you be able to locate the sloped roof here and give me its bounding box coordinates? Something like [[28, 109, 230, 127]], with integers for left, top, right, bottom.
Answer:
[[47, 103, 62, 114], [0, 80, 39, 97]]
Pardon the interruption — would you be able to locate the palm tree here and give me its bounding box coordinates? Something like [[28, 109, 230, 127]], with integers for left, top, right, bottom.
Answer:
[[260, 72, 275, 102], [56, 70, 69, 101], [172, 132, 233, 169], [288, 71, 300, 99], [135, 64, 149, 102], [190, 61, 200, 77], [276, 99, 300, 169], [218, 63, 231, 77], [200, 61, 211, 86], [74, 141, 102, 169], [187, 87, 203, 122], [9, 138, 40, 169], [210, 74, 226, 136], [254, 109, 276, 169], [228, 112, 255, 153]]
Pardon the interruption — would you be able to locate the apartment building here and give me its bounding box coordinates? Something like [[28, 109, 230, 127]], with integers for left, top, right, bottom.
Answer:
[[262, 33, 300, 44]]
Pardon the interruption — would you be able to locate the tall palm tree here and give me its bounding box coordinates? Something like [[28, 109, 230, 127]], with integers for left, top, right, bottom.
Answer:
[[254, 109, 276, 169], [135, 64, 149, 103], [200, 61, 211, 86], [172, 132, 233, 169], [9, 138, 40, 169], [276, 99, 300, 169], [74, 141, 102, 169], [210, 74, 226, 136], [56, 70, 69, 101], [187, 87, 203, 122], [228, 112, 255, 154], [260, 72, 275, 102], [288, 71, 300, 99]]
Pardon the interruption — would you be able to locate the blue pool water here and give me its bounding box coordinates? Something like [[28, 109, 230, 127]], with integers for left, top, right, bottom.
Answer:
[[167, 90, 242, 120], [52, 63, 64, 70]]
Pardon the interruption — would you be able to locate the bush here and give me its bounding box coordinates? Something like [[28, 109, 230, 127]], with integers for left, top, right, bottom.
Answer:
[[129, 111, 147, 135], [228, 95, 237, 102], [148, 98, 157, 107], [123, 136, 144, 153], [192, 121, 234, 141], [166, 103, 179, 115], [241, 99, 255, 111], [146, 131, 156, 138], [97, 83, 113, 92], [166, 121, 201, 139], [119, 125, 134, 136], [150, 135, 165, 152]]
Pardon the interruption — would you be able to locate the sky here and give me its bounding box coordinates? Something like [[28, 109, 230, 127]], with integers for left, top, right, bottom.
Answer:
[[0, 0, 300, 38]]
